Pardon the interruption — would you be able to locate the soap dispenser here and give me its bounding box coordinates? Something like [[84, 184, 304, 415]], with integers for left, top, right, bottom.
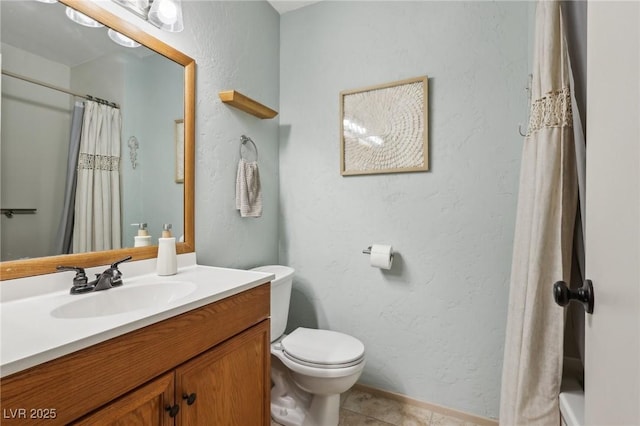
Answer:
[[131, 223, 152, 247], [157, 224, 177, 276]]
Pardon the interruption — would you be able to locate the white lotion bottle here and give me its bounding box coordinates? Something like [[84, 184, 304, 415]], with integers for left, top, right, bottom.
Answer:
[[131, 223, 152, 247], [157, 224, 177, 276]]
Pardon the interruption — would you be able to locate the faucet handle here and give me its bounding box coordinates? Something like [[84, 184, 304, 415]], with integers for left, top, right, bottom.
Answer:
[[110, 256, 133, 269], [56, 266, 88, 286], [106, 256, 132, 287]]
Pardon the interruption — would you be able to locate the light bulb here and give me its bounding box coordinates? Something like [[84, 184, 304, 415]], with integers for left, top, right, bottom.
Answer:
[[65, 7, 104, 28], [108, 29, 141, 48], [148, 0, 183, 32], [156, 0, 178, 25]]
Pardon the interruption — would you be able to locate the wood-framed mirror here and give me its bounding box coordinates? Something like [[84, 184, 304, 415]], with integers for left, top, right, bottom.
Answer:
[[0, 0, 195, 280]]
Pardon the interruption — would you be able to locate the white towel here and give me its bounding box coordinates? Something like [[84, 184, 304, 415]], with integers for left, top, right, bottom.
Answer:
[[235, 158, 262, 217]]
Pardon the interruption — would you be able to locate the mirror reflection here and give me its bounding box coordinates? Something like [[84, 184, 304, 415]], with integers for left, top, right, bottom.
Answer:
[[1, 0, 184, 261]]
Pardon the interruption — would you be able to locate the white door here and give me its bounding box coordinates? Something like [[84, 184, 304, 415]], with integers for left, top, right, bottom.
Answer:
[[585, 1, 640, 424]]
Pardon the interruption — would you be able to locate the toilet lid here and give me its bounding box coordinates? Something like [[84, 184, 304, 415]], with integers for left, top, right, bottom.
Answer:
[[281, 328, 365, 367]]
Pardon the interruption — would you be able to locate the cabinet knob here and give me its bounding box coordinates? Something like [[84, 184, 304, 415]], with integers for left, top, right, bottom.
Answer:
[[165, 404, 180, 417], [183, 392, 197, 405]]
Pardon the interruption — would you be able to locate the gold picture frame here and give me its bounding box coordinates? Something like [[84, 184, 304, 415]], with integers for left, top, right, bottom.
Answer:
[[175, 118, 184, 183], [340, 76, 429, 176]]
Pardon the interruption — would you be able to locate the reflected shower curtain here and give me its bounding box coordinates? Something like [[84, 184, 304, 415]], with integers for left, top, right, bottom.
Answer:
[[72, 101, 122, 253], [499, 1, 578, 424], [54, 101, 84, 255]]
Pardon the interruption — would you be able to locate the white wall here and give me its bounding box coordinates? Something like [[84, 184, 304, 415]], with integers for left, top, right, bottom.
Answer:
[[0, 44, 71, 260], [71, 53, 125, 107], [279, 1, 529, 418]]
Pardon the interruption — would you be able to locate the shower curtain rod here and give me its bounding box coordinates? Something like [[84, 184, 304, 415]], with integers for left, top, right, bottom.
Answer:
[[1, 69, 120, 109]]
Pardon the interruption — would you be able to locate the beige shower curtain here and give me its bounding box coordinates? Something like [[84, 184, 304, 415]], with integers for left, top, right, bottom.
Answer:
[[73, 101, 122, 253], [499, 1, 578, 424]]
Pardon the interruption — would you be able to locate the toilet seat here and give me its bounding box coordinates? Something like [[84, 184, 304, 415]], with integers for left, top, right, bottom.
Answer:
[[280, 328, 365, 369]]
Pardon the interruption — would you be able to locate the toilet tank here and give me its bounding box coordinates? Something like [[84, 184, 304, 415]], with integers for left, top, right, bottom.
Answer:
[[251, 265, 294, 342]]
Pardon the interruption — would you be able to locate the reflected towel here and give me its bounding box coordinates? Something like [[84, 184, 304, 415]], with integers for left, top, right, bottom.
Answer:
[[235, 158, 262, 217]]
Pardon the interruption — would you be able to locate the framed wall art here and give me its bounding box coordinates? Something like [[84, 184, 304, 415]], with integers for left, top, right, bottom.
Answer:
[[340, 76, 428, 176]]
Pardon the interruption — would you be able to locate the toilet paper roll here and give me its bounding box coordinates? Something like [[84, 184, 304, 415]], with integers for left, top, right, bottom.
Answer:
[[370, 244, 394, 270]]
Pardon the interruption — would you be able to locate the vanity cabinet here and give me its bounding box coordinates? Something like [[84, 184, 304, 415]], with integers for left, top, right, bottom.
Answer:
[[176, 323, 268, 424], [72, 321, 269, 425], [72, 372, 176, 426], [0, 283, 270, 425]]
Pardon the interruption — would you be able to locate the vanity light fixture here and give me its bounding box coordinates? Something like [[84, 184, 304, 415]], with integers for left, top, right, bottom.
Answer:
[[62, 3, 141, 49], [112, 0, 184, 33], [147, 0, 184, 32], [108, 29, 142, 48], [65, 7, 105, 28], [112, 0, 150, 19]]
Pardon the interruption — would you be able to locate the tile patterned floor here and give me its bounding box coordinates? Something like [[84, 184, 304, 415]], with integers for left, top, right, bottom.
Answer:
[[271, 388, 487, 426]]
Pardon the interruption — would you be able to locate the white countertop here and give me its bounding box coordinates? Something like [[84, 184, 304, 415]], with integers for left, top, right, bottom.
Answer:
[[0, 253, 273, 378]]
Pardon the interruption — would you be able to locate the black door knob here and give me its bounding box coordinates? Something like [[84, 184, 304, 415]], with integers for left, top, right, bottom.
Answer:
[[553, 279, 594, 314], [183, 393, 197, 405], [165, 404, 180, 418]]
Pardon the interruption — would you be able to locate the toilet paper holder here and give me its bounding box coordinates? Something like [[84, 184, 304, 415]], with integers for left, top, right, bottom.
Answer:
[[363, 245, 395, 270], [362, 246, 394, 258]]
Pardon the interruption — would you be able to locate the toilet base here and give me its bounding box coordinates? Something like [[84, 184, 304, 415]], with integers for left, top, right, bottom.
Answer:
[[271, 356, 342, 426], [271, 393, 340, 426], [271, 356, 311, 426], [305, 394, 340, 426]]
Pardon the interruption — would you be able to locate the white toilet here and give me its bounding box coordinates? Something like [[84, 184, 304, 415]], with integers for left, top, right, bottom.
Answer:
[[251, 265, 366, 426]]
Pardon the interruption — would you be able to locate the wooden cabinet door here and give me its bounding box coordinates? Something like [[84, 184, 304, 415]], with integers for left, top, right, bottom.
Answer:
[[71, 373, 175, 426], [175, 320, 270, 426]]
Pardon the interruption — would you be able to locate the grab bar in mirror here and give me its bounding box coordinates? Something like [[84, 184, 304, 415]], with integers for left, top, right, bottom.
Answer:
[[1, 209, 37, 218]]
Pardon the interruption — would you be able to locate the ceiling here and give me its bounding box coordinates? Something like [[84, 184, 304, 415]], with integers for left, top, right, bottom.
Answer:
[[267, 1, 321, 14]]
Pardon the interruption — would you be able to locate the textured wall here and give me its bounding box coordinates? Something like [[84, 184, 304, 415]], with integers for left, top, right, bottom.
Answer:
[[279, 2, 529, 418], [185, 1, 280, 268], [99, 0, 281, 268]]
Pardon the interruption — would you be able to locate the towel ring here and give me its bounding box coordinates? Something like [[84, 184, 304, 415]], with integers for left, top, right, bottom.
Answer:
[[240, 135, 258, 161]]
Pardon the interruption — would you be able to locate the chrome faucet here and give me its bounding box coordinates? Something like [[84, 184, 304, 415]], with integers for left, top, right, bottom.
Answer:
[[57, 256, 132, 295]]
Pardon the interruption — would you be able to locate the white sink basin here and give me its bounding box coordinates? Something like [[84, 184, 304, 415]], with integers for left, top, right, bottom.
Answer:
[[50, 281, 197, 319]]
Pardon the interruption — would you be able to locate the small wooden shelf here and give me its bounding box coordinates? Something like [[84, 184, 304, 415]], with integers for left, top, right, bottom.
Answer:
[[219, 90, 278, 119]]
